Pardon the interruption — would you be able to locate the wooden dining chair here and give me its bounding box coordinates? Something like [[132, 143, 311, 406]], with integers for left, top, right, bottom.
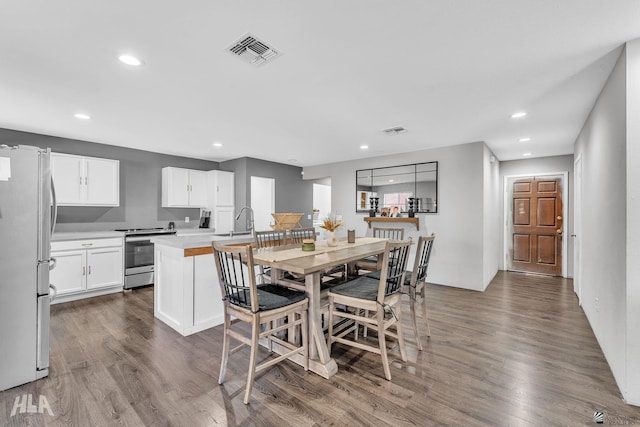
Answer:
[[288, 227, 317, 244], [254, 229, 288, 248], [212, 242, 309, 404], [327, 239, 412, 380], [254, 230, 289, 283], [367, 233, 435, 350], [355, 227, 405, 273]]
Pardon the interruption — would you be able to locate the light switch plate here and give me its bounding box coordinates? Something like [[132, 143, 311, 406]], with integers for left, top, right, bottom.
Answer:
[[185, 217, 190, 223]]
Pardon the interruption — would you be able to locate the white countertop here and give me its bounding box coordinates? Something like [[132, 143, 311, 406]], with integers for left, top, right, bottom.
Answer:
[[52, 231, 125, 241], [151, 233, 254, 250]]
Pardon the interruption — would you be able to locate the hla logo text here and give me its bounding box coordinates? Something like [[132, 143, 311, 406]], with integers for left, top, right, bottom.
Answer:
[[11, 394, 54, 417]]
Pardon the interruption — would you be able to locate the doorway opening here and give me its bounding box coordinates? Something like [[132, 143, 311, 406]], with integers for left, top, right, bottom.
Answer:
[[504, 172, 568, 277], [250, 176, 275, 231]]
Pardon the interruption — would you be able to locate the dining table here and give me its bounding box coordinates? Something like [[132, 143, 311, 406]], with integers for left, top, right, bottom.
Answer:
[[252, 236, 388, 379]]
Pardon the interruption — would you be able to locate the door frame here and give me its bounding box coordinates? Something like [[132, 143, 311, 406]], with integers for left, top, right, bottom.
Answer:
[[503, 171, 569, 277]]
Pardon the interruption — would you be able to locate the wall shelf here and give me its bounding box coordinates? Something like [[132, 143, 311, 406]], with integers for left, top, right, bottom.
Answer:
[[364, 217, 419, 230]]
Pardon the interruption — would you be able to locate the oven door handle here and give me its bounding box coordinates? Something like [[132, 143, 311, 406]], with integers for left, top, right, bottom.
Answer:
[[125, 236, 154, 242]]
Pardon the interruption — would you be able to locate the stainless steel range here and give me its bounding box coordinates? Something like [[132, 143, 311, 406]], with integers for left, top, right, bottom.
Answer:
[[115, 228, 177, 289]]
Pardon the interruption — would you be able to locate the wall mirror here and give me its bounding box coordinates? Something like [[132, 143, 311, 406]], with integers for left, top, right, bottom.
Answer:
[[356, 162, 438, 214]]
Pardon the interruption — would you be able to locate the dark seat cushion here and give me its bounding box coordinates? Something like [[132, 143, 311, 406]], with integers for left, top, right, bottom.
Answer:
[[329, 276, 379, 301], [264, 269, 298, 281], [366, 270, 412, 286], [229, 284, 306, 311]]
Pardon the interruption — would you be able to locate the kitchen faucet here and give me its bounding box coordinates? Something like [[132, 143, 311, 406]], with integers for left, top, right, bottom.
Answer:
[[235, 206, 255, 236]]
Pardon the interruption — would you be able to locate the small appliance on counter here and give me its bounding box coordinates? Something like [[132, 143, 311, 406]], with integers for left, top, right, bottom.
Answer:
[[199, 210, 211, 228]]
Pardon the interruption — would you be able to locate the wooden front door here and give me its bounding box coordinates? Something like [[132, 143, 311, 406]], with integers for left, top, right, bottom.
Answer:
[[511, 178, 563, 276]]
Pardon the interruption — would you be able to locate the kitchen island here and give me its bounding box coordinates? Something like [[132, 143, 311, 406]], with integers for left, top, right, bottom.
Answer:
[[151, 232, 253, 336]]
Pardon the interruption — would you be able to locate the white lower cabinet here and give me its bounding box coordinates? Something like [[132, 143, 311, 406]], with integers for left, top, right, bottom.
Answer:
[[50, 237, 124, 303]]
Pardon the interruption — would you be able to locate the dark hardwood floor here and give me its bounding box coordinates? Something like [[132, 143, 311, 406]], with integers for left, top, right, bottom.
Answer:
[[2, 271, 640, 426]]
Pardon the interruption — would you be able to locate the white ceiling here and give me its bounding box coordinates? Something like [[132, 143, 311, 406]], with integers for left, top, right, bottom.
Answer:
[[1, 1, 639, 167]]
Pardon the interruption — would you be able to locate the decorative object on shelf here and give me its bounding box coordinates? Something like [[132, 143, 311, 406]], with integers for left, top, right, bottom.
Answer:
[[319, 215, 343, 247], [407, 198, 415, 218], [369, 197, 376, 217], [301, 238, 316, 251], [270, 213, 304, 230], [374, 197, 380, 213]]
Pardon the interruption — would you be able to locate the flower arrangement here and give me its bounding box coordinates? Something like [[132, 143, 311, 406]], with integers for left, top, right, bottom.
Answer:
[[319, 215, 343, 232]]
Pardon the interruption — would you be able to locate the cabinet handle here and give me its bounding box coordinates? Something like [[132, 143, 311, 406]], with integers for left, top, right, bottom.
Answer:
[[82, 266, 86, 276], [85, 177, 88, 185], [79, 177, 82, 185], [88, 265, 91, 275], [81, 243, 93, 247]]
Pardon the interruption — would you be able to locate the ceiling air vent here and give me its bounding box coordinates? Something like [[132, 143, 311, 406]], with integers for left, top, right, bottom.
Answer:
[[227, 33, 280, 67], [382, 126, 408, 135]]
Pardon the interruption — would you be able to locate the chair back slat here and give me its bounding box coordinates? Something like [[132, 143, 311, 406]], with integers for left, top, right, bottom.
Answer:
[[413, 234, 435, 284], [289, 227, 316, 244], [373, 227, 404, 240], [377, 240, 412, 299], [212, 242, 258, 311], [254, 230, 288, 248]]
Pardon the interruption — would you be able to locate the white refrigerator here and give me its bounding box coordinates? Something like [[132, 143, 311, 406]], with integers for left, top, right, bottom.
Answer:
[[0, 144, 57, 391]]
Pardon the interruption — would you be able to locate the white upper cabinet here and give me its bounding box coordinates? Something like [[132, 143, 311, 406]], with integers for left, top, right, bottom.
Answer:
[[51, 153, 120, 206], [162, 167, 208, 208], [207, 170, 235, 207]]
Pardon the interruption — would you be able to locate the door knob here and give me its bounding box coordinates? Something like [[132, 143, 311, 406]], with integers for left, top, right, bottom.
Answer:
[[557, 215, 563, 220], [556, 229, 562, 234]]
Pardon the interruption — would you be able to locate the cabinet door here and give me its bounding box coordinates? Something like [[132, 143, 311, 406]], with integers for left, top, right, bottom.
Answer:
[[213, 206, 235, 234], [215, 171, 235, 206], [51, 154, 83, 205], [188, 170, 208, 207], [162, 167, 190, 207], [50, 250, 87, 295], [85, 158, 119, 206], [86, 247, 123, 289]]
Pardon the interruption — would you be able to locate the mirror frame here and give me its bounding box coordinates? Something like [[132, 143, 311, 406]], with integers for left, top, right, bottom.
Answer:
[[355, 161, 438, 214]]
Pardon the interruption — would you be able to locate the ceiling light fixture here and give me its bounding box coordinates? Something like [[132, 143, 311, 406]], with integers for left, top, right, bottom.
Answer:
[[523, 152, 532, 157], [118, 55, 143, 66], [511, 112, 527, 119], [360, 145, 369, 150], [212, 142, 223, 148], [74, 113, 91, 120], [519, 137, 531, 142]]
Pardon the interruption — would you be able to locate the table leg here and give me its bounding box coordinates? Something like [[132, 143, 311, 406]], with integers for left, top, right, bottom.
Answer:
[[306, 272, 337, 377]]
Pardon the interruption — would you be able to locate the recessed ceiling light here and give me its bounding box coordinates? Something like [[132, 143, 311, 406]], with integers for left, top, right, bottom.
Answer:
[[74, 113, 91, 120], [511, 112, 527, 119], [389, 179, 394, 183], [360, 145, 369, 150], [212, 142, 223, 148], [523, 152, 532, 157], [519, 137, 531, 142], [118, 55, 143, 66]]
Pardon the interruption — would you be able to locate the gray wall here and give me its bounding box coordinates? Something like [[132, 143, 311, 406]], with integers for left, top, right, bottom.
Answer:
[[304, 141, 495, 291], [222, 157, 314, 231], [574, 41, 640, 405], [0, 128, 219, 232]]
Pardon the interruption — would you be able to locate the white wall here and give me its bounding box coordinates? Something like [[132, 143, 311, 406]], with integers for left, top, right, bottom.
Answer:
[[304, 141, 497, 291], [574, 43, 638, 405], [499, 155, 575, 276], [483, 146, 501, 287], [625, 39, 640, 406]]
